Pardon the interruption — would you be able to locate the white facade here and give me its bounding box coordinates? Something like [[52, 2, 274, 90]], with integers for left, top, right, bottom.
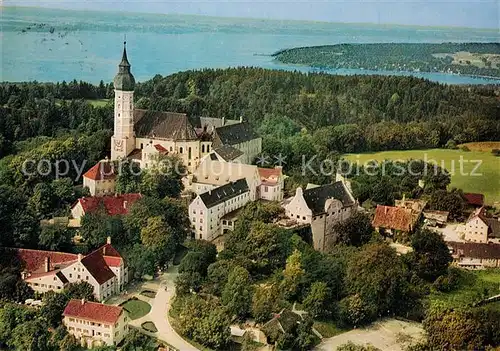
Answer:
[[283, 183, 357, 251], [189, 183, 251, 241], [111, 89, 136, 161], [191, 160, 261, 201], [64, 305, 129, 347], [83, 177, 116, 197]]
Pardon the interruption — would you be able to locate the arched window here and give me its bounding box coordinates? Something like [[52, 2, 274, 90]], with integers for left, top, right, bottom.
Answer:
[[207, 145, 210, 153], [179, 147, 183, 154], [202, 145, 205, 153], [188, 147, 192, 159]]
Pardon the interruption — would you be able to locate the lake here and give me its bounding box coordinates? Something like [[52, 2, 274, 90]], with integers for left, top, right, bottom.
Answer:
[[2, 6, 499, 85]]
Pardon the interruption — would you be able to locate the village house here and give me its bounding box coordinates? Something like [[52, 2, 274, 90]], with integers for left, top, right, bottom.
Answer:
[[70, 193, 142, 225], [447, 241, 500, 269], [16, 238, 128, 300], [189, 178, 251, 241], [258, 167, 284, 201], [394, 197, 426, 225], [109, 41, 261, 173], [283, 181, 357, 251], [372, 205, 414, 236], [463, 192, 485, 208], [82, 159, 116, 196], [423, 210, 449, 227], [63, 299, 129, 347], [464, 207, 500, 243]]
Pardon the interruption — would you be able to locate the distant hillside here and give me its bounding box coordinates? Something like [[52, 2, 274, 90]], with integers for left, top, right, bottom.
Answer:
[[273, 42, 500, 79]]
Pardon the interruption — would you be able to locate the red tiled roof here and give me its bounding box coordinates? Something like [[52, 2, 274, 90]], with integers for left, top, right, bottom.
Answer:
[[258, 167, 282, 185], [16, 242, 125, 285], [94, 243, 124, 267], [154, 144, 168, 153], [448, 241, 500, 260], [16, 249, 78, 273], [83, 161, 116, 181], [76, 194, 142, 216], [463, 193, 484, 206], [63, 300, 123, 324], [373, 205, 413, 232], [80, 250, 116, 284]]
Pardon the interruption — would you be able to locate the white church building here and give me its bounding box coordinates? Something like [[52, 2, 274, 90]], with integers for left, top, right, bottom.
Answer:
[[109, 42, 262, 173]]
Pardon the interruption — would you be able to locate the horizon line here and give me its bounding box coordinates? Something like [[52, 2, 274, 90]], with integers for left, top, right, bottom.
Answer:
[[3, 5, 499, 31]]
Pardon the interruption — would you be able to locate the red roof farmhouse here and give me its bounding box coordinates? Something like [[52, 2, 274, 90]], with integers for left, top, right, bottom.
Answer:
[[63, 299, 129, 347], [15, 238, 128, 300]]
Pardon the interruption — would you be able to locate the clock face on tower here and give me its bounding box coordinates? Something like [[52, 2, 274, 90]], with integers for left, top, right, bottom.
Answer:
[[114, 139, 124, 152]]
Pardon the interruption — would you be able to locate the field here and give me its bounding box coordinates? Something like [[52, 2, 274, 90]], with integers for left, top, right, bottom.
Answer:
[[458, 141, 500, 152], [344, 148, 500, 205], [85, 99, 110, 107], [428, 269, 500, 309]]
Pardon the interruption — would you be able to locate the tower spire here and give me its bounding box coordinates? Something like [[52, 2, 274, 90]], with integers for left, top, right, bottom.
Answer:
[[120, 39, 130, 68]]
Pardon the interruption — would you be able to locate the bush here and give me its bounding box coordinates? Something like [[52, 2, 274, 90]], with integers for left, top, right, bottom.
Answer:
[[445, 139, 457, 149]]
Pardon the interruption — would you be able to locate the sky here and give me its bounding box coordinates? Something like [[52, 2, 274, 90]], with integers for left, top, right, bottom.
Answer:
[[4, 0, 500, 28]]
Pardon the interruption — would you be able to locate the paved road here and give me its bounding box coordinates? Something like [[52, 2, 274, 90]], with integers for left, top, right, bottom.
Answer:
[[152, 267, 198, 351], [127, 266, 198, 351]]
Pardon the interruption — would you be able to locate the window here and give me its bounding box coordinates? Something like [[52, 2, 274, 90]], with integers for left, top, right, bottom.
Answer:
[[70, 318, 75, 322], [104, 333, 110, 338], [200, 218, 203, 223], [222, 220, 227, 225], [199, 226, 202, 230], [179, 147, 183, 153], [199, 234, 202, 239], [265, 186, 268, 192], [69, 274, 72, 278], [202, 145, 205, 153], [207, 145, 210, 152], [53, 277, 57, 281], [77, 275, 81, 279], [115, 331, 119, 337], [193, 209, 196, 214]]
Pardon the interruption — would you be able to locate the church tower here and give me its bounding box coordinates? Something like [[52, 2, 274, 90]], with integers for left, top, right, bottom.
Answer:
[[111, 41, 136, 161]]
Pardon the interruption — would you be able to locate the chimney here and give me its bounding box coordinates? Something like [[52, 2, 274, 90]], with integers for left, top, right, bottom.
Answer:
[[78, 253, 83, 262], [81, 298, 85, 305], [239, 115, 243, 123], [106, 236, 111, 245], [44, 257, 50, 273], [402, 193, 406, 202], [222, 116, 225, 126], [123, 201, 128, 209]]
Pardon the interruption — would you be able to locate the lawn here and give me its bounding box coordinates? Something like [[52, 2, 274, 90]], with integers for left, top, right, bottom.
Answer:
[[86, 99, 111, 107], [428, 269, 500, 309], [141, 321, 158, 333], [344, 148, 500, 204], [314, 320, 346, 338], [121, 299, 151, 320]]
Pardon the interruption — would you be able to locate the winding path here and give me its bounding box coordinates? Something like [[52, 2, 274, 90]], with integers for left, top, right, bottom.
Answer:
[[128, 266, 198, 350]]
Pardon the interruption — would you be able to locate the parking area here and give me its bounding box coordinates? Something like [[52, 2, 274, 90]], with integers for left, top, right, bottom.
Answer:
[[429, 223, 465, 242], [316, 319, 425, 351]]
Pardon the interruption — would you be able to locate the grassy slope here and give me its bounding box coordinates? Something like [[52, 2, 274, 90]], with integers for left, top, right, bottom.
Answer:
[[428, 269, 500, 309], [344, 148, 500, 205]]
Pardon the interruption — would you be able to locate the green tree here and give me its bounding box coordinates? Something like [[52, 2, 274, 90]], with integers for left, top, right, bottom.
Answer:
[[251, 284, 282, 323], [409, 228, 452, 282], [140, 216, 178, 266], [280, 249, 305, 300], [222, 266, 253, 318], [39, 224, 73, 251], [345, 243, 412, 322], [206, 259, 235, 296], [423, 304, 484, 350], [303, 281, 330, 318], [331, 211, 374, 247], [115, 159, 142, 194], [124, 244, 156, 279], [9, 319, 51, 351], [140, 154, 185, 199], [28, 182, 54, 219]]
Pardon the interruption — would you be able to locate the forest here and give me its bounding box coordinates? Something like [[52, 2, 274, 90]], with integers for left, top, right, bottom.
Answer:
[[0, 69, 499, 350], [274, 42, 500, 78]]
